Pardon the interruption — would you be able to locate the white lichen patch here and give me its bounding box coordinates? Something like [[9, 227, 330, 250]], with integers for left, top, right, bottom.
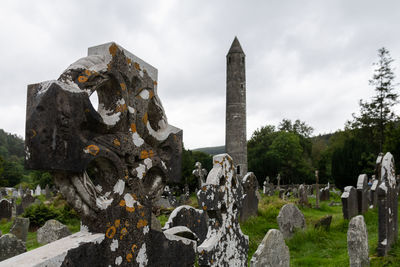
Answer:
[[96, 196, 113, 210], [124, 193, 140, 208], [143, 225, 149, 235], [113, 179, 125, 195], [132, 132, 144, 146], [146, 122, 180, 141], [136, 243, 148, 267], [115, 256, 122, 265], [98, 103, 121, 126], [128, 106, 135, 114], [144, 158, 152, 169], [136, 164, 146, 179], [110, 239, 118, 251], [139, 89, 150, 99], [95, 185, 103, 192]]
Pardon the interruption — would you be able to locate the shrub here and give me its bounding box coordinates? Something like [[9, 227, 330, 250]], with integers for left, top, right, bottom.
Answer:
[[22, 203, 79, 228]]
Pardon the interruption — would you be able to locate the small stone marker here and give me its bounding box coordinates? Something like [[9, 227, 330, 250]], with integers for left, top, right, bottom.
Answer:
[[10, 217, 30, 242], [314, 215, 332, 231], [357, 174, 369, 214], [45, 184, 51, 199], [370, 178, 379, 208], [298, 184, 309, 206], [37, 219, 71, 244], [319, 187, 330, 201], [377, 152, 398, 256], [277, 203, 306, 239], [250, 229, 290, 267], [35, 185, 41, 196], [341, 186, 358, 220], [347, 215, 369, 267], [21, 190, 35, 210], [277, 174, 281, 189], [0, 233, 27, 261], [240, 172, 259, 222], [0, 199, 12, 220]]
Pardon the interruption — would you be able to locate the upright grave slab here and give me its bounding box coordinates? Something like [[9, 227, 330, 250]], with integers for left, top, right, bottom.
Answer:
[[0, 199, 12, 220], [347, 215, 369, 267], [370, 178, 379, 209], [197, 154, 249, 266], [341, 186, 358, 220], [377, 152, 398, 256], [357, 174, 369, 214], [240, 172, 259, 222]]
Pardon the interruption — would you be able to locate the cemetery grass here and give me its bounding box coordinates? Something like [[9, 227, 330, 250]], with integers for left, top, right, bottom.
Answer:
[[241, 192, 400, 266]]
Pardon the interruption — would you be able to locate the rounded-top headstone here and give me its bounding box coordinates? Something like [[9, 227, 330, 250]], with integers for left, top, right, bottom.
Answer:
[[347, 215, 369, 267], [37, 219, 71, 244], [277, 204, 305, 239], [0, 233, 27, 261], [250, 229, 290, 267]]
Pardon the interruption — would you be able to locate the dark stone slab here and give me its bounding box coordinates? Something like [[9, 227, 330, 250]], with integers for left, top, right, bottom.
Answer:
[[0, 199, 12, 220], [0, 233, 26, 261], [357, 174, 369, 214], [341, 186, 358, 220], [314, 215, 332, 231], [10, 217, 30, 242], [240, 172, 259, 222]]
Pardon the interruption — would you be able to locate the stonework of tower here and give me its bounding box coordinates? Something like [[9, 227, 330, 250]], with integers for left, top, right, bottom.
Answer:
[[225, 37, 247, 178]]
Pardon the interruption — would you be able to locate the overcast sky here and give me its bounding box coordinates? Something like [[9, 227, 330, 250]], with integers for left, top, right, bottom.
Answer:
[[1, 0, 400, 149]]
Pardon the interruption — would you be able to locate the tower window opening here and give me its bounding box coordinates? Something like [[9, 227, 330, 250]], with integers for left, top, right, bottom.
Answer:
[[241, 57, 245, 64], [237, 165, 241, 175], [228, 57, 231, 64]]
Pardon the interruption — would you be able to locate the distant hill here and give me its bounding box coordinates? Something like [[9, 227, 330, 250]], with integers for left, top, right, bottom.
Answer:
[[0, 129, 24, 159], [193, 145, 225, 155]]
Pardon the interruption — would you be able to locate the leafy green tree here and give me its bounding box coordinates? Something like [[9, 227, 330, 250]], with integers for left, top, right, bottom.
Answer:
[[352, 47, 398, 152]]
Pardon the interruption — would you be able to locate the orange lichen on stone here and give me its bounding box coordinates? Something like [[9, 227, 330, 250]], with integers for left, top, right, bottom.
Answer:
[[203, 206, 207, 211], [126, 253, 133, 262], [131, 244, 137, 253], [142, 113, 148, 124], [78, 76, 88, 83], [119, 200, 126, 207], [120, 83, 127, 91], [30, 129, 37, 138], [153, 81, 158, 86], [114, 219, 121, 228], [84, 69, 92, 76], [140, 150, 149, 159], [85, 145, 100, 156], [149, 90, 155, 99], [127, 58, 132, 64], [109, 43, 118, 56], [202, 186, 207, 191], [115, 104, 127, 113], [113, 139, 121, 146], [126, 206, 135, 213], [106, 226, 116, 239], [130, 123, 137, 133], [134, 62, 141, 70], [137, 219, 148, 229], [141, 212, 145, 217]]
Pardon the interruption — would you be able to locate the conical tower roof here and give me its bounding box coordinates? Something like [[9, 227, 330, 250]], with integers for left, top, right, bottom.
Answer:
[[227, 36, 245, 55]]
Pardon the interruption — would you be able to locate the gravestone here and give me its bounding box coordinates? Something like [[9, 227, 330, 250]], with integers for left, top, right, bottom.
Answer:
[[277, 174, 281, 189], [298, 184, 309, 206], [370, 178, 379, 209], [18, 185, 24, 198], [376, 152, 398, 256], [0, 233, 27, 261], [240, 172, 259, 222], [21, 190, 35, 210], [37, 219, 71, 244], [341, 186, 358, 220], [197, 154, 249, 266], [24, 42, 198, 266], [45, 184, 51, 199], [35, 185, 41, 196], [315, 170, 320, 208], [250, 229, 290, 267], [279, 189, 285, 199], [10, 217, 30, 242], [314, 215, 332, 231], [357, 174, 369, 214], [277, 203, 305, 239], [320, 187, 330, 201], [0, 199, 12, 220], [163, 205, 208, 243], [16, 204, 24, 216], [347, 215, 369, 267], [192, 161, 207, 189]]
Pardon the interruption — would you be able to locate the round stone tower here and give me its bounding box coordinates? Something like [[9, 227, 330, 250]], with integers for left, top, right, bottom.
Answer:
[[225, 37, 247, 177]]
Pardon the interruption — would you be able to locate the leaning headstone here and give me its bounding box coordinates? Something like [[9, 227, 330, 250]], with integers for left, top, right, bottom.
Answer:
[[163, 205, 208, 243], [341, 186, 358, 220], [37, 219, 71, 244], [250, 229, 290, 267], [347, 215, 369, 267], [10, 217, 30, 242], [197, 154, 249, 266], [277, 203, 306, 239], [240, 172, 259, 222], [0, 233, 27, 261], [298, 184, 309, 206], [377, 152, 398, 256], [357, 174, 369, 214], [21, 191, 35, 210], [35, 185, 41, 196], [0, 199, 12, 220]]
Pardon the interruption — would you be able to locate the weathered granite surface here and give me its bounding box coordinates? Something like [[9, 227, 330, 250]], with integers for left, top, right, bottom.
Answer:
[[0, 233, 26, 261], [10, 217, 30, 242], [347, 215, 369, 267], [277, 204, 305, 239]]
